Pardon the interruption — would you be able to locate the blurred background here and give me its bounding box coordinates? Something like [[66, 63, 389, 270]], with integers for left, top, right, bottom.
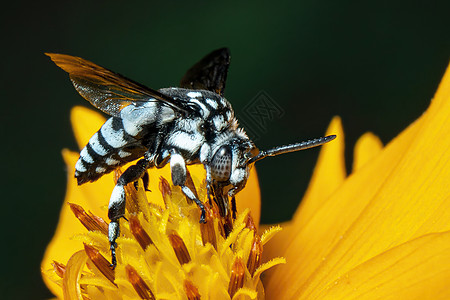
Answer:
[[1, 0, 449, 298]]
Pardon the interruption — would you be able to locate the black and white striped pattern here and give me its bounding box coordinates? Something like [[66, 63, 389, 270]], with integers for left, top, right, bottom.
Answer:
[[158, 88, 236, 160], [74, 89, 234, 184], [75, 116, 148, 184], [75, 88, 238, 184]]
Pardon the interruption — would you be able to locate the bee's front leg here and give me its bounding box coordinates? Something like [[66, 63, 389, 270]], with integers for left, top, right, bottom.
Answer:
[[170, 149, 206, 223], [108, 158, 150, 269], [228, 186, 243, 220]]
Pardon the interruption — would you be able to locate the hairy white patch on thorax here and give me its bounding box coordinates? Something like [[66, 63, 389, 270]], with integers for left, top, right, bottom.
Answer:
[[167, 131, 204, 154], [220, 97, 227, 107], [121, 102, 174, 136], [176, 117, 201, 132], [159, 106, 177, 124], [213, 115, 227, 131], [189, 98, 210, 118], [187, 91, 202, 98], [205, 98, 219, 109]]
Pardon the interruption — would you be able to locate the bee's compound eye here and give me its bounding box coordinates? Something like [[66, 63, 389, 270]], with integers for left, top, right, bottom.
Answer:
[[211, 146, 232, 181]]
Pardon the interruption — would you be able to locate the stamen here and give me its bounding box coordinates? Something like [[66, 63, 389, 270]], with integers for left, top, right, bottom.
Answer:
[[244, 212, 256, 232], [159, 176, 171, 205], [247, 236, 263, 276], [228, 257, 245, 298], [69, 203, 108, 235], [125, 265, 155, 300], [183, 279, 200, 300], [51, 261, 66, 278], [129, 215, 153, 250], [200, 206, 217, 249], [46, 160, 285, 299], [168, 232, 191, 265], [83, 244, 116, 285]]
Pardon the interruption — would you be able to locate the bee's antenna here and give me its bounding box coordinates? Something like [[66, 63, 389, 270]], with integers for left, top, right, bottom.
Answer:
[[249, 135, 336, 164]]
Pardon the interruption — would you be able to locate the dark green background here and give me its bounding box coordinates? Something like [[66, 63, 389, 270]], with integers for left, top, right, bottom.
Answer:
[[1, 0, 449, 298]]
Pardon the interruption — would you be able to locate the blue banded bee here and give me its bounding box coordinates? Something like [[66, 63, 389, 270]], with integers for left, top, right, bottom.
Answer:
[[47, 48, 335, 268]]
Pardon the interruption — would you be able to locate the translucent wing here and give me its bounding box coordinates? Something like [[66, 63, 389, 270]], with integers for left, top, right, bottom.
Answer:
[[47, 53, 189, 117], [180, 48, 231, 95]]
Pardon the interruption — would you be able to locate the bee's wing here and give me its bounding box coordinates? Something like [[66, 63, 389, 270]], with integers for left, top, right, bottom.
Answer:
[[180, 48, 230, 96], [47, 53, 189, 117]]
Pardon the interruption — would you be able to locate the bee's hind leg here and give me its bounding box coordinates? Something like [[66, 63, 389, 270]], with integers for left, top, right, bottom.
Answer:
[[107, 158, 150, 269]]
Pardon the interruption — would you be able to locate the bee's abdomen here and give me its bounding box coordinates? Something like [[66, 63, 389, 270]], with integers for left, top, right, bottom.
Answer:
[[75, 117, 148, 184]]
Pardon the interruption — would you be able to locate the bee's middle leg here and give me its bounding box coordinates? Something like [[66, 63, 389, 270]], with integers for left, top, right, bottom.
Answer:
[[108, 158, 150, 268]]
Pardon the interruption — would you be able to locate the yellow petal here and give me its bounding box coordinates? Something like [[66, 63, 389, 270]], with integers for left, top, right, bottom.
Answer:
[[320, 231, 450, 300], [352, 132, 383, 172], [61, 149, 113, 217], [236, 166, 261, 226], [71, 106, 106, 150], [292, 116, 346, 226], [42, 153, 180, 283], [263, 116, 345, 260], [265, 63, 450, 299], [69, 106, 118, 209], [147, 163, 182, 208], [62, 250, 89, 300], [41, 150, 110, 296]]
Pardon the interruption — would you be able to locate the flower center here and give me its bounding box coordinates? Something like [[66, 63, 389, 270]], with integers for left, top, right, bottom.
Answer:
[[44, 169, 285, 299]]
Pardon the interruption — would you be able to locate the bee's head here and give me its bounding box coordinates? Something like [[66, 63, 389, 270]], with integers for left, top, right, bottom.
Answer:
[[210, 137, 259, 196], [209, 132, 336, 197]]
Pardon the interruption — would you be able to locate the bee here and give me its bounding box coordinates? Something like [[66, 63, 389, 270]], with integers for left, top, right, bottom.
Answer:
[[47, 48, 335, 268]]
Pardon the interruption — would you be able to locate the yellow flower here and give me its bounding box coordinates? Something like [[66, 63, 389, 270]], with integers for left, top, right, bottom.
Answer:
[[263, 63, 450, 299], [41, 106, 283, 299], [42, 63, 450, 299]]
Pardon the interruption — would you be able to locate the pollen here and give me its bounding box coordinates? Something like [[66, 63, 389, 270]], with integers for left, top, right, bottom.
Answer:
[[43, 169, 285, 299]]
